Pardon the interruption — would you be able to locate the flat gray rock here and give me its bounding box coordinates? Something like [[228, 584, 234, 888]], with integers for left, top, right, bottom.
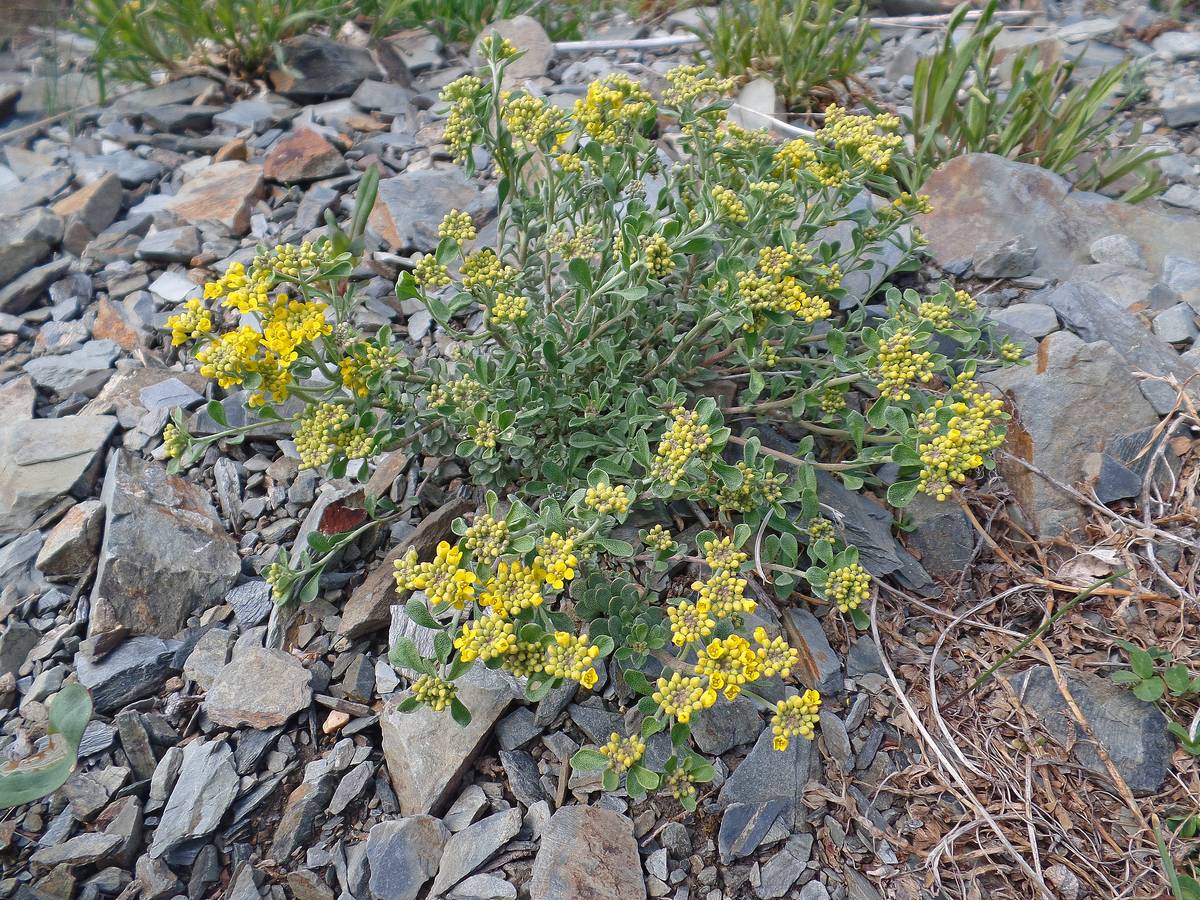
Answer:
[[0, 415, 116, 535], [90, 450, 240, 638], [366, 815, 448, 900], [205, 645, 312, 729], [148, 739, 239, 857], [529, 806, 645, 900], [380, 666, 515, 815], [1017, 664, 1173, 795]]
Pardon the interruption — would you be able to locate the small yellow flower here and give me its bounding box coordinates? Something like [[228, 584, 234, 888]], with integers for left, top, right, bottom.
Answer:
[[771, 689, 822, 751], [412, 673, 457, 712], [438, 209, 477, 243], [652, 672, 717, 724], [598, 732, 645, 775], [544, 632, 601, 689], [825, 562, 871, 613], [583, 482, 630, 516]]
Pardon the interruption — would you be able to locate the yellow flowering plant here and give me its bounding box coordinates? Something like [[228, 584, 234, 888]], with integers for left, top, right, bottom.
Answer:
[[161, 42, 1025, 804]]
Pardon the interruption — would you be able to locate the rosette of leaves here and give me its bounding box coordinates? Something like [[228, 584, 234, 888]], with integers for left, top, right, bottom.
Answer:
[[573, 571, 668, 671]]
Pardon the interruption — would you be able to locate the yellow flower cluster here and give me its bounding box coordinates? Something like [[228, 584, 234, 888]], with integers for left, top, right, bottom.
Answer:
[[413, 254, 451, 288], [479, 34, 517, 59], [481, 560, 545, 617], [201, 260, 268, 315], [918, 299, 952, 326], [954, 289, 977, 311], [339, 342, 397, 398], [916, 376, 1005, 500], [263, 561, 289, 602], [441, 75, 483, 162], [736, 261, 832, 327], [490, 292, 528, 323], [703, 536, 747, 572], [894, 192, 933, 215], [999, 338, 1023, 362], [692, 568, 755, 618], [875, 328, 933, 401], [711, 461, 785, 511], [695, 634, 760, 700], [772, 138, 818, 178], [599, 732, 646, 775], [535, 532, 578, 590], [711, 184, 748, 224], [502, 94, 568, 151], [167, 298, 212, 346], [650, 407, 712, 486], [394, 541, 477, 609], [412, 673, 457, 712], [439, 209, 477, 243], [806, 518, 836, 544], [653, 672, 717, 724], [427, 374, 486, 409], [574, 73, 654, 145], [255, 241, 333, 281], [555, 152, 584, 174], [825, 562, 871, 613], [643, 235, 674, 278], [544, 632, 601, 688], [463, 513, 508, 565], [665, 765, 698, 803], [461, 248, 517, 290], [549, 223, 597, 260], [469, 418, 500, 450], [294, 402, 373, 469], [644, 524, 674, 552], [818, 105, 903, 172], [455, 613, 516, 662], [161, 423, 187, 459], [662, 64, 735, 106], [584, 482, 630, 515], [667, 599, 715, 647], [819, 386, 846, 414], [754, 627, 799, 678], [771, 690, 821, 751]]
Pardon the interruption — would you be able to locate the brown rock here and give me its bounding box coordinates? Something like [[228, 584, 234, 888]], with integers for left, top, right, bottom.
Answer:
[[92, 298, 141, 351], [52, 173, 123, 240], [336, 495, 473, 639], [162, 161, 263, 237], [35, 498, 104, 579], [529, 806, 647, 900], [214, 138, 249, 163], [921, 153, 1200, 279], [264, 128, 347, 183], [205, 646, 313, 729]]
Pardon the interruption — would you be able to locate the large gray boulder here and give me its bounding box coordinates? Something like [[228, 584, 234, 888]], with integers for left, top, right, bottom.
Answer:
[[90, 451, 240, 638]]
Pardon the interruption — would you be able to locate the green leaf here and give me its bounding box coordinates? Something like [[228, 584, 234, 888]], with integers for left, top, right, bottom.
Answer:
[[405, 597, 440, 629], [602, 767, 619, 792], [1164, 665, 1192, 695], [205, 399, 228, 427], [1130, 649, 1155, 680], [631, 765, 660, 790], [850, 607, 871, 631], [641, 717, 665, 738], [433, 631, 452, 662], [450, 697, 472, 727], [886, 479, 921, 508], [298, 573, 321, 604], [594, 537, 635, 558], [388, 637, 431, 674], [591, 634, 615, 657], [670, 721, 689, 747], [1133, 677, 1164, 703], [624, 670, 653, 695], [571, 748, 609, 771], [396, 696, 420, 713], [0, 684, 92, 809]]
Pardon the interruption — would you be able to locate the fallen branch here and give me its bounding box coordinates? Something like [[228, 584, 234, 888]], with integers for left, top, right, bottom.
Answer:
[[552, 10, 1037, 52]]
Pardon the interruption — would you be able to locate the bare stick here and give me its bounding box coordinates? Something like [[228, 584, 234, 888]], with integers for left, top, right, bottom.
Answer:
[[552, 10, 1036, 52]]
